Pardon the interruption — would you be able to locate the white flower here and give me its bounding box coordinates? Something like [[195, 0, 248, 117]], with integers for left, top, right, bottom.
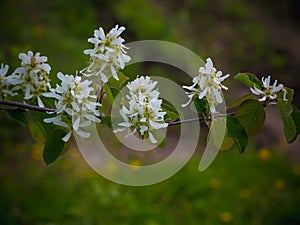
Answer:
[[81, 25, 131, 83], [114, 76, 168, 144], [0, 63, 17, 97], [19, 51, 51, 73], [182, 57, 230, 112], [126, 75, 159, 100], [44, 72, 101, 142], [250, 75, 287, 102], [12, 51, 51, 107]]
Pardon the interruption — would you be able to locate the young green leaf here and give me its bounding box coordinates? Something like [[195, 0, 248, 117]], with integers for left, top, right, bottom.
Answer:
[[192, 98, 208, 114], [291, 109, 300, 135], [107, 71, 129, 88], [277, 87, 294, 103], [235, 99, 266, 136], [28, 122, 46, 143], [226, 115, 249, 153], [220, 134, 235, 151], [7, 110, 28, 127], [278, 99, 297, 143], [103, 83, 115, 105], [43, 129, 68, 164], [234, 73, 263, 89], [226, 94, 254, 110], [101, 115, 113, 129], [151, 130, 167, 148], [161, 101, 179, 122]]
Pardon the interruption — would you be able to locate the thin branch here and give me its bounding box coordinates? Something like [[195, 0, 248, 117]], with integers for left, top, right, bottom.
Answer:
[[0, 99, 235, 126], [0, 99, 55, 113], [167, 112, 235, 126], [0, 107, 26, 112], [168, 117, 203, 126]]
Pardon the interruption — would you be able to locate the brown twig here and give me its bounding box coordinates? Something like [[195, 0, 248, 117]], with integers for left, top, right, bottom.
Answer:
[[0, 99, 235, 126], [167, 112, 235, 126], [0, 99, 55, 113]]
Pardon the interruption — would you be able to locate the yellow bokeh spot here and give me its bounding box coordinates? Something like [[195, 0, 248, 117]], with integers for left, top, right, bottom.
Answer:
[[292, 165, 300, 176], [257, 148, 272, 161], [239, 188, 251, 199], [16, 144, 27, 154], [32, 26, 44, 37], [220, 212, 233, 223], [129, 159, 142, 171], [105, 162, 117, 175], [274, 178, 285, 191], [210, 178, 220, 190], [31, 142, 44, 161]]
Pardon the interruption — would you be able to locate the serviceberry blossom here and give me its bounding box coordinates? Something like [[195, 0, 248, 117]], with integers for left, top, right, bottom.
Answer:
[[81, 25, 131, 83], [11, 51, 51, 107], [250, 75, 287, 103], [182, 57, 230, 113], [44, 72, 101, 142], [126, 75, 159, 100], [0, 63, 17, 97], [114, 76, 168, 144]]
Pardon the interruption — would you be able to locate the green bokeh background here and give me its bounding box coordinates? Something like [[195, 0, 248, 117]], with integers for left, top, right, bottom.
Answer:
[[1, 0, 300, 224]]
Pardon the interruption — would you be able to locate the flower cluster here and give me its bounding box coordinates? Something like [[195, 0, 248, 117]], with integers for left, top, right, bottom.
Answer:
[[0, 63, 17, 97], [114, 76, 168, 144], [44, 72, 101, 142], [11, 51, 51, 107], [81, 25, 131, 83], [182, 58, 230, 112], [250, 75, 287, 103]]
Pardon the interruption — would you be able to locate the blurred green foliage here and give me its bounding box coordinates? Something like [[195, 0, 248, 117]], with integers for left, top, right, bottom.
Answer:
[[1, 0, 300, 224], [1, 143, 300, 225]]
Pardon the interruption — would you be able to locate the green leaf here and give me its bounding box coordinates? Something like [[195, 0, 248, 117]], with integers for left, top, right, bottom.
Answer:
[[43, 129, 68, 164], [151, 130, 167, 148], [277, 87, 294, 103], [234, 73, 263, 89], [278, 99, 297, 143], [220, 134, 235, 151], [28, 122, 46, 142], [7, 110, 27, 126], [107, 71, 129, 88], [101, 115, 113, 129], [192, 97, 208, 114], [292, 109, 300, 135], [162, 101, 179, 122], [104, 84, 115, 105], [226, 115, 249, 153], [235, 99, 266, 136], [226, 94, 254, 110], [209, 118, 226, 148], [110, 87, 120, 99]]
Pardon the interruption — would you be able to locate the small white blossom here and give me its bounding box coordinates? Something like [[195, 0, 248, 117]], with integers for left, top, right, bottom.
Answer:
[[81, 25, 131, 83], [182, 57, 230, 112], [0, 63, 17, 97], [11, 51, 51, 107], [114, 76, 168, 144], [250, 75, 287, 102], [126, 75, 159, 101], [44, 72, 101, 142]]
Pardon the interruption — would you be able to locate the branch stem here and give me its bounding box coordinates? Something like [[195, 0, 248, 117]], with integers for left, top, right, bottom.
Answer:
[[0, 99, 55, 113], [0, 100, 235, 126]]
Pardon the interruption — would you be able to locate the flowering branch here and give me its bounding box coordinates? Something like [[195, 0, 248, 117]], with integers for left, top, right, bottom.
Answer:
[[1, 24, 299, 165]]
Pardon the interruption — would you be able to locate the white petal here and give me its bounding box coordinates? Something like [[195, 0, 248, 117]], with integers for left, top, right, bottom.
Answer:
[[62, 131, 72, 142], [148, 132, 157, 144], [75, 130, 90, 138], [73, 117, 80, 131], [37, 96, 45, 107]]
